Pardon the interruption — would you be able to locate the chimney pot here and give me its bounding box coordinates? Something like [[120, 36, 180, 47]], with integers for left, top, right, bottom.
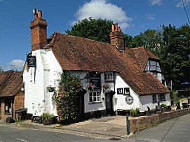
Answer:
[[112, 24, 115, 32], [37, 10, 42, 18], [33, 9, 38, 19], [115, 23, 119, 31]]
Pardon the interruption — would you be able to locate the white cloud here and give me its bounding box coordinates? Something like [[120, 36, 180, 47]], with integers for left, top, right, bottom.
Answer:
[[74, 0, 132, 30], [6, 59, 25, 71], [176, 0, 190, 7], [150, 0, 163, 5], [146, 14, 157, 20]]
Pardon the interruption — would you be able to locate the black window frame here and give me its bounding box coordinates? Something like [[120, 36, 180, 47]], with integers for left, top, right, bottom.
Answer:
[[152, 94, 157, 103], [105, 72, 114, 82], [158, 94, 166, 102]]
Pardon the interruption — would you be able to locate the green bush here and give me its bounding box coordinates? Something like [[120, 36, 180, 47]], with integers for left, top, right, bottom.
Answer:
[[161, 104, 167, 108], [130, 109, 139, 117], [41, 113, 55, 125], [170, 90, 180, 104], [41, 113, 54, 120]]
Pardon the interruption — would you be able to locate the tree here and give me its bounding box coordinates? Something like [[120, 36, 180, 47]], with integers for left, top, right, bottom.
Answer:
[[54, 72, 85, 123], [66, 18, 113, 43], [127, 29, 163, 54], [160, 25, 190, 89]]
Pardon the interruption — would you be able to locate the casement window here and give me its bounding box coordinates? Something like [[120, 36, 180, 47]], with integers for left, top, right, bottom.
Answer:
[[105, 72, 114, 82], [152, 94, 157, 103], [158, 94, 166, 102], [145, 60, 161, 72], [89, 90, 101, 103]]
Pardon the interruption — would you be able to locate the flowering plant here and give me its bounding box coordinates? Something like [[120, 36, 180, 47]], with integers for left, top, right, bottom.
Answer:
[[103, 83, 110, 89], [88, 83, 95, 91]]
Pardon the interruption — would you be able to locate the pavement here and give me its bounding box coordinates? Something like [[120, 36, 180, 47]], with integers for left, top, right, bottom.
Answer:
[[1, 114, 190, 141], [0, 116, 128, 140]]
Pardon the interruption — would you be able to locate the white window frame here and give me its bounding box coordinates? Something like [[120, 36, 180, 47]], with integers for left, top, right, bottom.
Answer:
[[89, 90, 101, 103], [105, 72, 114, 82]]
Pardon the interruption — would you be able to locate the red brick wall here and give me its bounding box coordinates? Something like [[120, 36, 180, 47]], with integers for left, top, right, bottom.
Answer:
[[14, 91, 24, 111], [129, 108, 190, 134]]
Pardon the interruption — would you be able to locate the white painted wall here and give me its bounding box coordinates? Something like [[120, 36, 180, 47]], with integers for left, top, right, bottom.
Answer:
[[23, 49, 62, 116], [23, 49, 171, 116], [139, 93, 171, 112], [114, 73, 140, 111]]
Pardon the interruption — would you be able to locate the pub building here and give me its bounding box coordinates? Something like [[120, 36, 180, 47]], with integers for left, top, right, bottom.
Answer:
[[23, 9, 171, 118]]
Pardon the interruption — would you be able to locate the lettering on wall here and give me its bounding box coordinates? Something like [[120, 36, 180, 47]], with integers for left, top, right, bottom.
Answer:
[[117, 88, 123, 94], [117, 87, 130, 95], [89, 72, 101, 90], [117, 87, 133, 105]]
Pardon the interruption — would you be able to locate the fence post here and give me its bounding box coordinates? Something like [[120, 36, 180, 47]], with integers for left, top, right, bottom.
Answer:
[[126, 112, 130, 135]]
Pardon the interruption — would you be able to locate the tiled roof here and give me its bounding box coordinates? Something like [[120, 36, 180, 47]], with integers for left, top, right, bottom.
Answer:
[[0, 71, 23, 97], [128, 47, 159, 71], [47, 33, 169, 95]]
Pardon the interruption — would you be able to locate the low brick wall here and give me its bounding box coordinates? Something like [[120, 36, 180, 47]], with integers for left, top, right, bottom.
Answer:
[[129, 108, 190, 134]]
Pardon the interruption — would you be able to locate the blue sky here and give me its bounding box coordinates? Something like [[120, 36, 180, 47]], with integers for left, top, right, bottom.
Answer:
[[0, 0, 189, 70]]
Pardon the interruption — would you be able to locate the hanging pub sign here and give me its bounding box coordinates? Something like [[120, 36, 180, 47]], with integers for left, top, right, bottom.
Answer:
[[124, 88, 130, 95], [89, 72, 101, 90], [27, 53, 36, 67]]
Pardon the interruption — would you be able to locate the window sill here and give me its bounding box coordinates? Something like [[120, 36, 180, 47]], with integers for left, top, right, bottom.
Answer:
[[88, 101, 102, 104]]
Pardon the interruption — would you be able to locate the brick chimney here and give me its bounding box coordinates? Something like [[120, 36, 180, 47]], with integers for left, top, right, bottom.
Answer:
[[30, 9, 47, 51], [110, 23, 125, 51]]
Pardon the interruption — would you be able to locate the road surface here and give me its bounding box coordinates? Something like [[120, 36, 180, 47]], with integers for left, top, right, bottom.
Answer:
[[0, 114, 190, 142]]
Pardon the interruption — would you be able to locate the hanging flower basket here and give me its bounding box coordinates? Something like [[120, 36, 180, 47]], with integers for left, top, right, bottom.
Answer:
[[88, 83, 94, 91], [47, 87, 55, 92], [103, 83, 110, 93], [103, 83, 110, 89]]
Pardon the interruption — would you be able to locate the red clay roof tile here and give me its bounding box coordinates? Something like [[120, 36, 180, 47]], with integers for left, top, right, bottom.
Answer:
[[48, 33, 169, 95], [0, 71, 23, 97]]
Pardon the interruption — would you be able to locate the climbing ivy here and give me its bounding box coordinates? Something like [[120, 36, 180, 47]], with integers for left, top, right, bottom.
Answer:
[[54, 72, 84, 123]]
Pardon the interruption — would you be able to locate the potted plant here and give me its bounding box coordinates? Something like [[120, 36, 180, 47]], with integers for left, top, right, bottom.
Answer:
[[161, 104, 167, 112], [103, 83, 110, 93], [41, 113, 55, 125], [47, 87, 55, 92]]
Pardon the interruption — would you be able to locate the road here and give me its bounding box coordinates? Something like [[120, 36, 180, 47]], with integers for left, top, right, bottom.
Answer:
[[0, 114, 190, 142], [131, 114, 190, 142], [0, 126, 111, 142]]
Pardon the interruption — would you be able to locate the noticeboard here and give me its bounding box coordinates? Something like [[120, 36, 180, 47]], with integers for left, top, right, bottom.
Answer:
[[89, 72, 101, 90]]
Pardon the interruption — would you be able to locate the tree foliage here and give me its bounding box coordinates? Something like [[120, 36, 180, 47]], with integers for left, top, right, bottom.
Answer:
[[66, 18, 113, 43], [54, 72, 84, 123], [160, 25, 190, 89]]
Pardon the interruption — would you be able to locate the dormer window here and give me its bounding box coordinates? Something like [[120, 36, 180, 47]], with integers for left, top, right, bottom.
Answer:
[[105, 72, 114, 82], [145, 60, 161, 73]]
